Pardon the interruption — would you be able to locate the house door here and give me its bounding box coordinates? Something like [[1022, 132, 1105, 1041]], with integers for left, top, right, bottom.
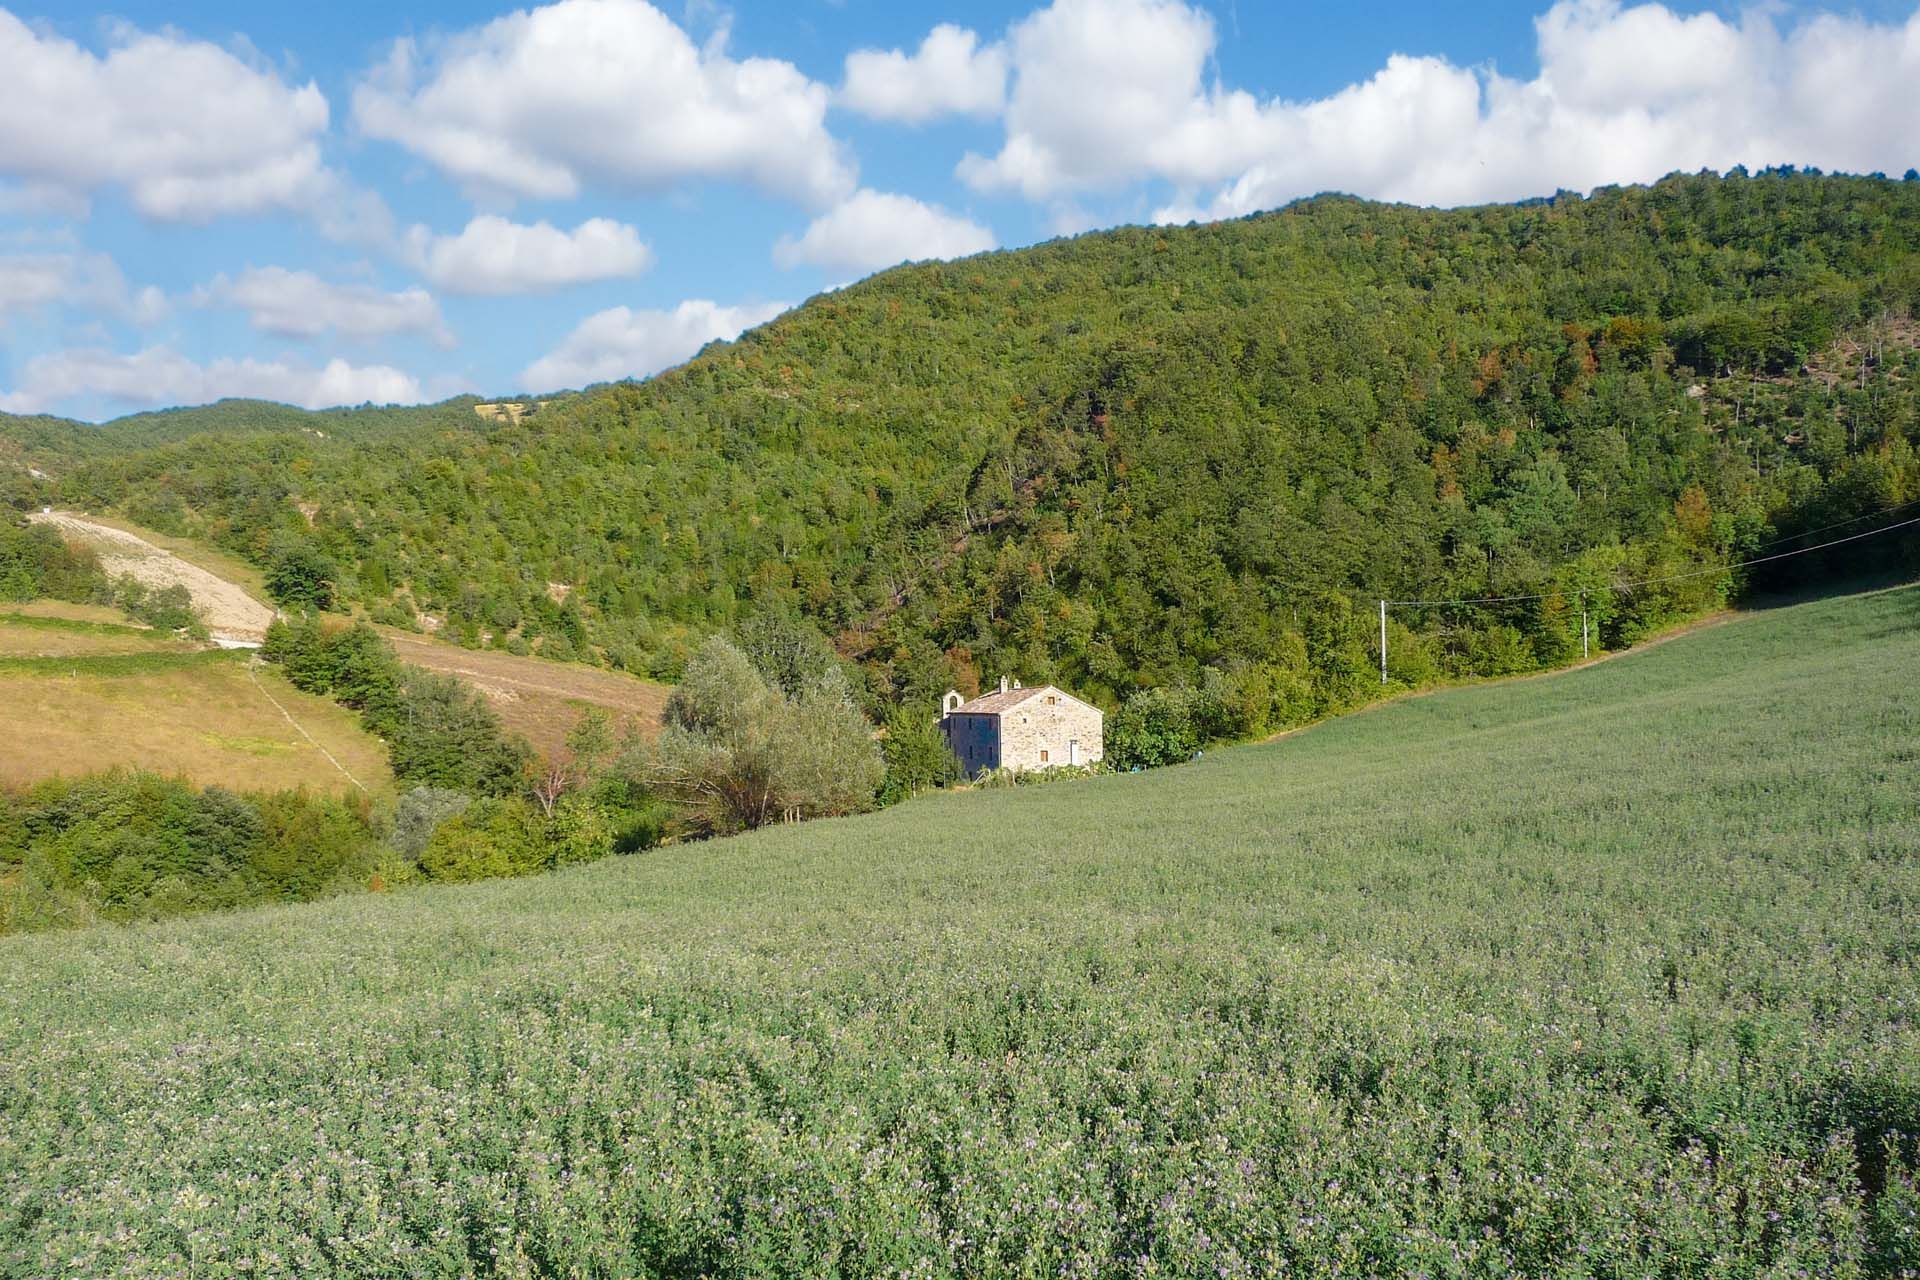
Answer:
[[1068, 739, 1080, 766]]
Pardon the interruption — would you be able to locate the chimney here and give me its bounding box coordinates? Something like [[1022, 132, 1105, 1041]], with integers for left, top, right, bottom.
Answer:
[[999, 675, 1010, 694]]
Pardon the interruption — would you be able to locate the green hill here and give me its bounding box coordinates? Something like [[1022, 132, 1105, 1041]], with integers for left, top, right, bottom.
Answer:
[[0, 396, 492, 467], [4, 583, 1916, 1275], [11, 171, 1920, 717]]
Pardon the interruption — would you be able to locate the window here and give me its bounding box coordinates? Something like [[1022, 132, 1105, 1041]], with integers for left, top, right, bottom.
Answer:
[[1039, 750, 1049, 763], [1046, 695, 1058, 705]]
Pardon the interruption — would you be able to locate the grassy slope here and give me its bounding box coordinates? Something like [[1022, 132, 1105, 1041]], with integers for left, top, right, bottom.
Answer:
[[58, 511, 671, 751], [0, 650, 392, 797], [4, 586, 1918, 1274], [2, 600, 143, 626], [378, 624, 669, 756], [0, 610, 197, 659]]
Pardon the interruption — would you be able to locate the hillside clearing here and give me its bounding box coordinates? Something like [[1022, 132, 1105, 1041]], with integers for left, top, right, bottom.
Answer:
[[22, 511, 669, 754], [0, 651, 391, 796], [38, 510, 277, 602], [4, 584, 1917, 1275], [27, 511, 275, 645], [378, 625, 669, 756]]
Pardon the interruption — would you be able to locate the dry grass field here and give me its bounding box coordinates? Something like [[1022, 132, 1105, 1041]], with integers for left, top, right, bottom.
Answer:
[[23, 514, 669, 760], [0, 651, 391, 796], [379, 626, 669, 757], [3, 600, 140, 626], [0, 611, 199, 660]]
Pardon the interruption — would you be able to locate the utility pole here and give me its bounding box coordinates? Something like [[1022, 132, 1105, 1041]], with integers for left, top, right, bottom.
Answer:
[[1581, 594, 1589, 660], [1379, 599, 1388, 685]]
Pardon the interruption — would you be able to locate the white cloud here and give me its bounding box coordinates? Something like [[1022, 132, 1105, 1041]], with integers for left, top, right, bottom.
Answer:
[[0, 347, 424, 416], [520, 299, 789, 391], [353, 0, 854, 207], [195, 267, 451, 346], [0, 251, 166, 325], [403, 215, 653, 296], [0, 9, 331, 222], [0, 180, 90, 219], [958, 0, 1230, 200], [774, 190, 995, 274], [840, 24, 1008, 124], [955, 0, 1920, 220]]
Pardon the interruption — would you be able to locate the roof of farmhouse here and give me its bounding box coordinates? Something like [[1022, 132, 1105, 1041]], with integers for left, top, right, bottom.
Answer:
[[949, 685, 1096, 717]]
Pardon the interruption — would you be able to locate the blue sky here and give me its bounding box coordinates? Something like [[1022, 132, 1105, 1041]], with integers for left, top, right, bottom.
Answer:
[[2, 0, 1917, 420]]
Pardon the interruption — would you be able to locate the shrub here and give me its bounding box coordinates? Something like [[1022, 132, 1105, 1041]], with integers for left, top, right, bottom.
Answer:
[[0, 523, 105, 604], [650, 637, 883, 833], [1107, 686, 1204, 771], [263, 616, 528, 795], [612, 807, 668, 854], [0, 772, 378, 930], [736, 611, 842, 701], [367, 599, 420, 631], [973, 762, 1106, 789], [389, 786, 471, 857], [418, 797, 544, 882], [264, 537, 337, 610], [544, 793, 615, 868], [379, 669, 529, 796], [879, 707, 960, 805]]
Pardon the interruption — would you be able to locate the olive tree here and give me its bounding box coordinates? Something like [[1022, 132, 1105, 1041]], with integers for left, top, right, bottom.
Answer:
[[649, 637, 882, 834]]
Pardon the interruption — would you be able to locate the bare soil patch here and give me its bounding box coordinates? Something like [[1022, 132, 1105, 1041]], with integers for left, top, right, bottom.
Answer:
[[28, 512, 276, 645]]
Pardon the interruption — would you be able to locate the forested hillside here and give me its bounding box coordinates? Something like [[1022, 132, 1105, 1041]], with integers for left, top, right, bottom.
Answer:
[[11, 171, 1920, 720], [0, 397, 491, 472]]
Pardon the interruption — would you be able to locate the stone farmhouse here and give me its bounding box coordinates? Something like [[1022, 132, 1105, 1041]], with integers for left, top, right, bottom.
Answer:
[[940, 678, 1104, 777]]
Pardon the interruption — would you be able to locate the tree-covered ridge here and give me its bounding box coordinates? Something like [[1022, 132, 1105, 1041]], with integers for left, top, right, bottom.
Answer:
[[0, 398, 506, 498], [17, 171, 1920, 717]]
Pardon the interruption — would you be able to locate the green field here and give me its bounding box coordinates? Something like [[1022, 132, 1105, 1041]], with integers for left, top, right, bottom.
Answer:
[[3, 585, 1917, 1276]]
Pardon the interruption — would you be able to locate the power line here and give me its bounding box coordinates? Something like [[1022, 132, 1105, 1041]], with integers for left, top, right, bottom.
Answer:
[[1748, 495, 1920, 553], [1385, 511, 1920, 608], [1376, 511, 1920, 683]]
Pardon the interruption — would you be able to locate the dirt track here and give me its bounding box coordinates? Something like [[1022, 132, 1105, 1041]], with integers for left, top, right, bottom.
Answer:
[[29, 512, 276, 646]]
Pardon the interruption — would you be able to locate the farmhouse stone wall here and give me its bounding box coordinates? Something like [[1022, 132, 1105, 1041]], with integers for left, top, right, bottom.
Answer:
[[997, 696, 1103, 772]]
